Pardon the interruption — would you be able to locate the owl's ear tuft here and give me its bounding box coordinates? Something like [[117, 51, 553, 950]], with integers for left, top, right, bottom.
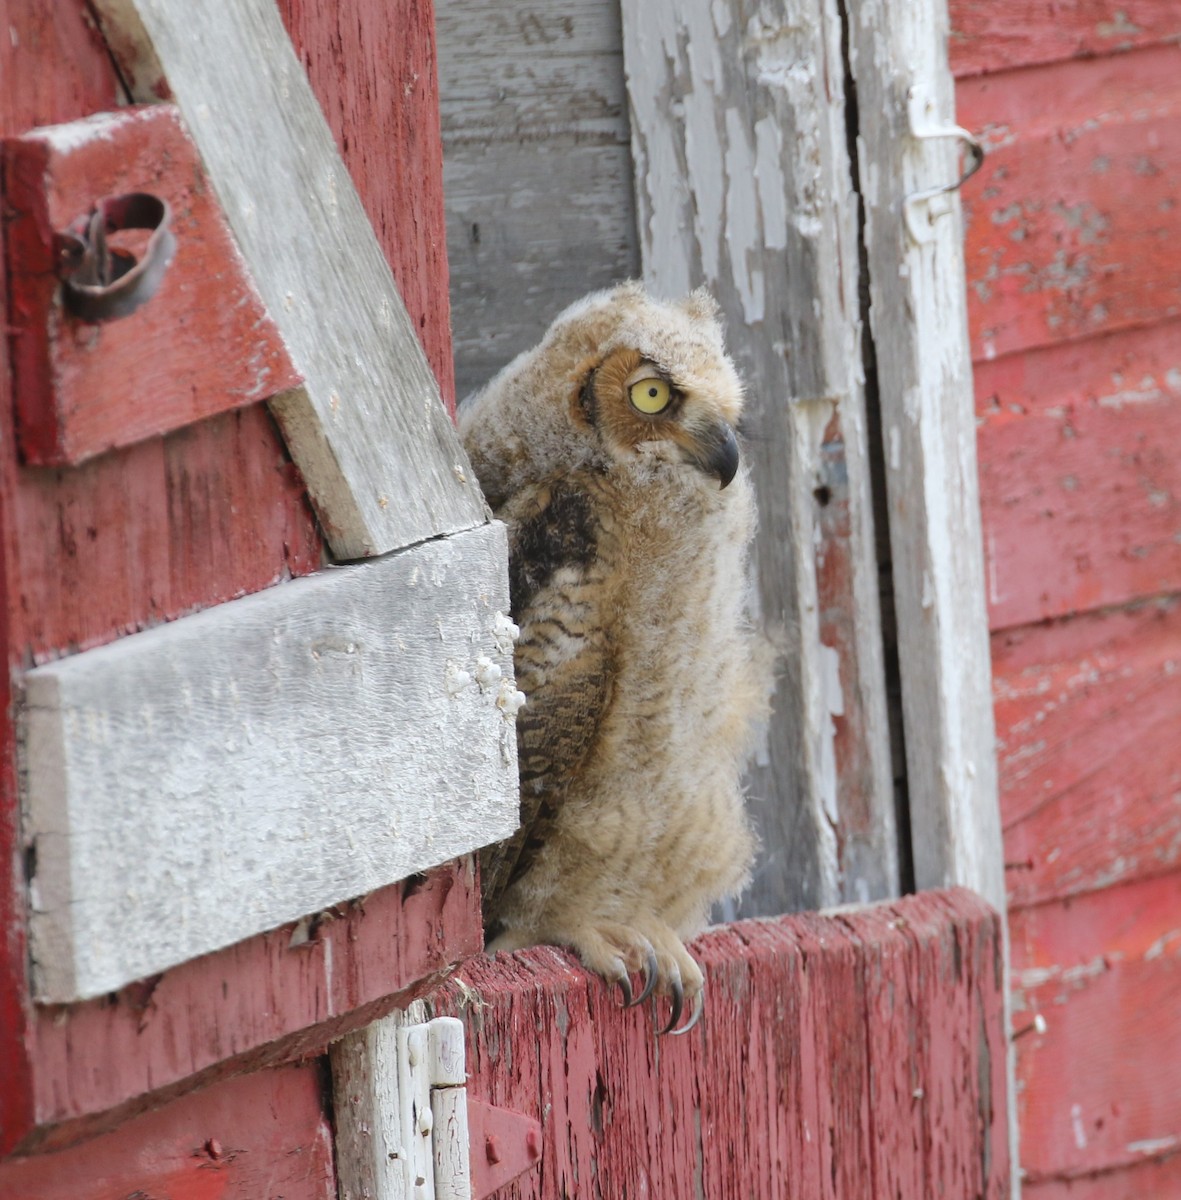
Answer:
[[679, 287, 719, 324]]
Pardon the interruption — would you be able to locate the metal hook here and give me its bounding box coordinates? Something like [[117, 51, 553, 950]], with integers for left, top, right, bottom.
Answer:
[[903, 85, 984, 244]]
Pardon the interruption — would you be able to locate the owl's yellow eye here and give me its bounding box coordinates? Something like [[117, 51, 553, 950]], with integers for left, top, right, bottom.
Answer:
[[628, 377, 672, 415]]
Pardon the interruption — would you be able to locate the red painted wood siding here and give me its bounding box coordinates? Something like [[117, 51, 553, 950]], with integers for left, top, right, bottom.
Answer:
[[434, 890, 1009, 1200], [949, 2, 1181, 1193], [0, 1064, 336, 1200], [0, 0, 467, 1158]]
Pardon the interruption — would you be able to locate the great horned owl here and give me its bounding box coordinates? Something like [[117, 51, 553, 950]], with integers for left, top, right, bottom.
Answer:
[[460, 282, 771, 1033]]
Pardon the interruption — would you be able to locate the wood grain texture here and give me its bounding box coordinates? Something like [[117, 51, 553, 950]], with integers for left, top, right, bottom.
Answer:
[[23, 523, 516, 1002], [948, 0, 1181, 78], [847, 0, 1004, 911], [436, 0, 640, 400], [90, 0, 486, 557], [1010, 874, 1181, 1185], [23, 862, 479, 1153], [976, 322, 1181, 630], [622, 0, 898, 914], [1, 0, 324, 1158], [276, 0, 457, 414], [0, 1063, 335, 1199], [431, 888, 1009, 1199], [958, 44, 1181, 365], [3, 104, 302, 465], [992, 598, 1181, 909]]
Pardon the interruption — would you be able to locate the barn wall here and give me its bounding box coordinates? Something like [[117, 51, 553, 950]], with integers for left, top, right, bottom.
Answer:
[[949, 5, 1181, 1193]]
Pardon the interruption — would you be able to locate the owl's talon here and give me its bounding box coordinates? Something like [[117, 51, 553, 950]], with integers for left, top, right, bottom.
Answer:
[[626, 946, 660, 1008], [660, 976, 685, 1035], [615, 972, 633, 1007], [669, 989, 705, 1036]]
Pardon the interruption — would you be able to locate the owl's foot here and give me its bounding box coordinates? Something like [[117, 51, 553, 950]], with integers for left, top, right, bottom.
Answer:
[[560, 919, 705, 1036]]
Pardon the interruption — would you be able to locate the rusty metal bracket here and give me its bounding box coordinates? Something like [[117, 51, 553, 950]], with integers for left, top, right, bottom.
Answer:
[[54, 192, 176, 321], [903, 85, 984, 244]]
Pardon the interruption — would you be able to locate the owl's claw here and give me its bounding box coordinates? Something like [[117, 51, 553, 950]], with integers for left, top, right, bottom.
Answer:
[[660, 975, 685, 1035], [615, 971, 633, 1007], [669, 988, 705, 1036], [625, 946, 660, 1008]]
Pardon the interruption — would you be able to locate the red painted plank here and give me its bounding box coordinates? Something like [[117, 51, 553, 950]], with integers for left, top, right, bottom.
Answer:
[[433, 889, 1009, 1200], [1010, 875, 1181, 1184], [277, 0, 457, 414], [992, 599, 1181, 907], [1027, 1156, 1181, 1199], [0, 1064, 335, 1200], [949, 1, 1181, 79], [20, 860, 480, 1155], [0, 0, 126, 1157], [957, 44, 1181, 362], [976, 322, 1181, 629], [4, 105, 302, 466]]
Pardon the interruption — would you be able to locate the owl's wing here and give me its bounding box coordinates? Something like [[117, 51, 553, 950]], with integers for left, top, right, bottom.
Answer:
[[479, 477, 613, 927]]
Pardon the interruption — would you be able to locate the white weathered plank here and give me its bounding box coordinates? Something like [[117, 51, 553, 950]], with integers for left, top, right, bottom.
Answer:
[[436, 0, 639, 399], [22, 525, 520, 1003], [428, 1017, 472, 1200], [89, 0, 487, 559], [621, 0, 898, 912], [845, 0, 1014, 1188], [846, 0, 1004, 914], [332, 1001, 428, 1200]]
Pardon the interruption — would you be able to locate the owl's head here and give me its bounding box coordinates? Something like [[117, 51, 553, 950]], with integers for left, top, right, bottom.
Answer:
[[460, 283, 745, 509]]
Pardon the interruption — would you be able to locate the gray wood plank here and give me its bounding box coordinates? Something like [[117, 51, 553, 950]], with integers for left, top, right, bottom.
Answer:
[[846, 0, 1004, 913], [23, 524, 520, 1003], [621, 0, 898, 913], [436, 0, 639, 399], [90, 0, 487, 559]]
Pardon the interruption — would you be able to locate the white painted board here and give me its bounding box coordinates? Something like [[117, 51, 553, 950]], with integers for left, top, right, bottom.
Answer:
[[621, 0, 898, 912], [90, 0, 488, 559], [23, 524, 520, 1003]]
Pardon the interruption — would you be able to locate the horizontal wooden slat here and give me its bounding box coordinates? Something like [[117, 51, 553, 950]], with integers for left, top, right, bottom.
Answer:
[[1026, 1156, 1181, 1198], [431, 889, 1008, 1199], [0, 1063, 334, 1199], [958, 44, 1181, 363], [949, 1, 1181, 79], [1010, 874, 1181, 1183], [22, 862, 477, 1152], [993, 598, 1181, 907], [9, 404, 324, 665], [3, 105, 303, 466], [23, 523, 517, 1003], [976, 322, 1181, 629], [91, 0, 487, 559]]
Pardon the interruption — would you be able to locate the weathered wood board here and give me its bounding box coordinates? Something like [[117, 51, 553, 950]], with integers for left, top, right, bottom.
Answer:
[[436, 0, 640, 401], [276, 0, 458, 412], [958, 44, 1181, 364], [621, 0, 898, 913], [0, 1063, 336, 1200], [3, 104, 303, 466], [24, 863, 479, 1152], [948, 0, 1181, 78], [0, 2, 326, 1153], [23, 523, 518, 1003], [1010, 873, 1181, 1187], [975, 322, 1181, 630], [993, 598, 1181, 909], [847, 0, 1003, 911], [89, 0, 487, 558], [430, 888, 1009, 1199]]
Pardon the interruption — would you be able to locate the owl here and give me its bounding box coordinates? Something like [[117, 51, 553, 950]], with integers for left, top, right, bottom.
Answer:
[[459, 282, 771, 1034]]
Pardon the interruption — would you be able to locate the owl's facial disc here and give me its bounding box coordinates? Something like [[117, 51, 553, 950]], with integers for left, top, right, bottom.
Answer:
[[579, 350, 740, 488]]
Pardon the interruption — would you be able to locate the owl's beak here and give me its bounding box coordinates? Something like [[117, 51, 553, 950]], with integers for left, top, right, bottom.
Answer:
[[690, 420, 740, 489]]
